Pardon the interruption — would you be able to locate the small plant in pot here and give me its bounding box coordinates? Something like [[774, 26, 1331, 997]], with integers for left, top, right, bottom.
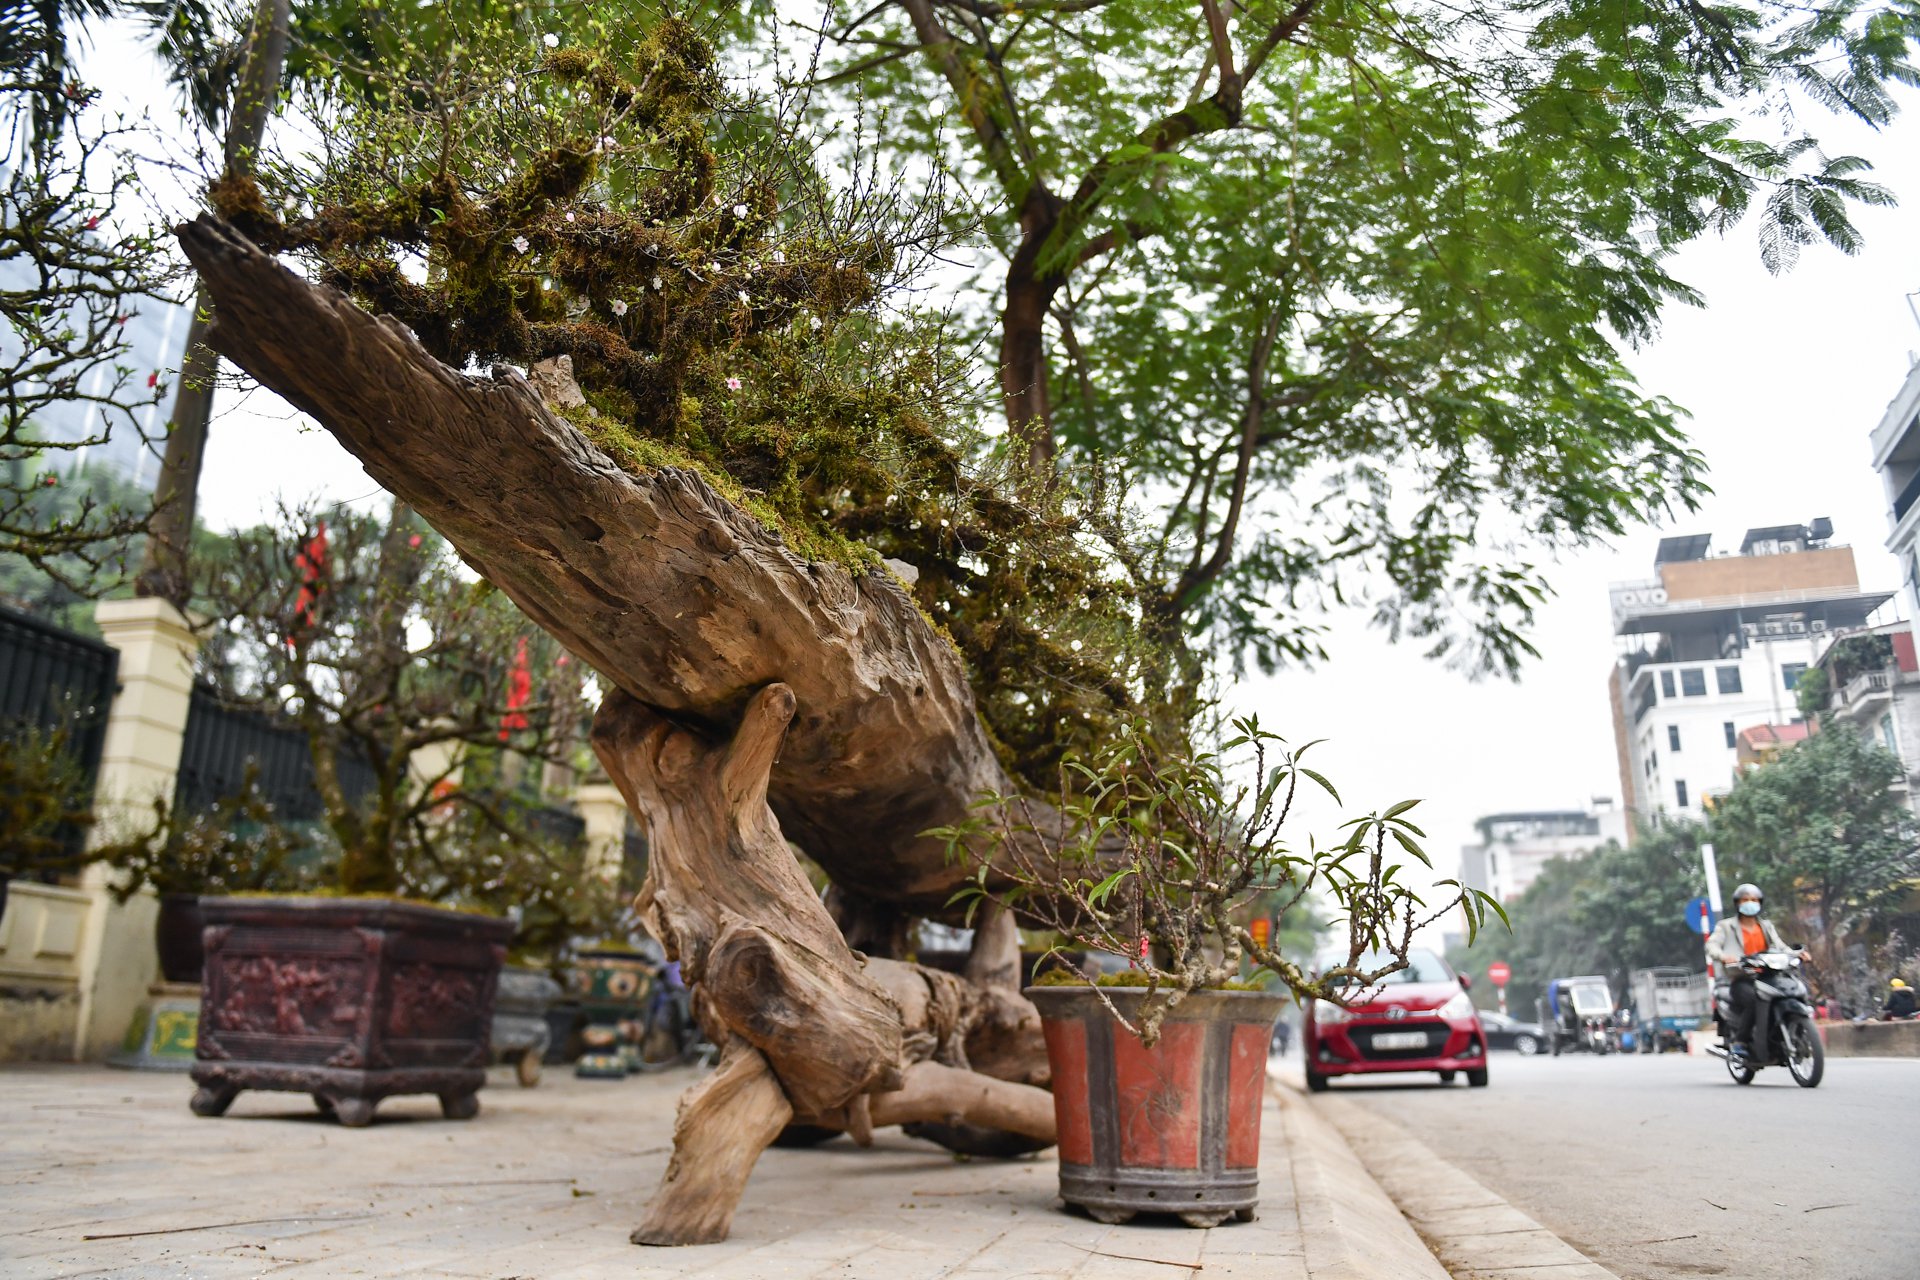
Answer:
[[107, 769, 318, 985], [938, 716, 1503, 1228], [169, 502, 593, 1126]]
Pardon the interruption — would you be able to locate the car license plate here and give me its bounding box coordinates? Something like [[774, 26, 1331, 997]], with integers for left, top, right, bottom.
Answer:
[[1371, 1031, 1428, 1050]]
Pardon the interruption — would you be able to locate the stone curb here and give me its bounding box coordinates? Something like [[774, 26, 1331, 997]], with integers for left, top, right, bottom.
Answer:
[[1302, 1087, 1623, 1280], [1270, 1080, 1452, 1280]]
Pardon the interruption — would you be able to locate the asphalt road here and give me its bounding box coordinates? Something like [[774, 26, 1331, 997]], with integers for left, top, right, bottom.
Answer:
[[1323, 1048, 1920, 1280]]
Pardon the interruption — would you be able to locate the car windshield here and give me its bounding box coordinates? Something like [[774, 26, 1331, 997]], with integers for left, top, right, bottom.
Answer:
[[1567, 983, 1612, 1014], [1333, 950, 1452, 987]]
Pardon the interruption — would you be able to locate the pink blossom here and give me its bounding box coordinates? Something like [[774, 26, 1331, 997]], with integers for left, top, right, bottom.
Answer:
[[726, 376, 742, 391]]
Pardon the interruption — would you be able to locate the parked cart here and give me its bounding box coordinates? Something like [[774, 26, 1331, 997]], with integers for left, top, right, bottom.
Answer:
[[1630, 967, 1709, 1054], [1537, 975, 1616, 1055]]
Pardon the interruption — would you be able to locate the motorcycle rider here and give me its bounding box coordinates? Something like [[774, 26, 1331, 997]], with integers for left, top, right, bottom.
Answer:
[[1885, 978, 1918, 1021], [1705, 884, 1810, 1060]]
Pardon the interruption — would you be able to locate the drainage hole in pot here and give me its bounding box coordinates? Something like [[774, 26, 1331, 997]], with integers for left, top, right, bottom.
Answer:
[[1147, 1191, 1156, 1199], [1194, 1193, 1203, 1200]]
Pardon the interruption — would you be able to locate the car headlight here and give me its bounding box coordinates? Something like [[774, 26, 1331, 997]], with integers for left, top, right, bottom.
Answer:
[[1314, 1000, 1351, 1025], [1438, 992, 1475, 1020]]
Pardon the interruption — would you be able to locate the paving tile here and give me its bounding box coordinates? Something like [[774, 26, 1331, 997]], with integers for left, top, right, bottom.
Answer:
[[0, 1061, 1394, 1280]]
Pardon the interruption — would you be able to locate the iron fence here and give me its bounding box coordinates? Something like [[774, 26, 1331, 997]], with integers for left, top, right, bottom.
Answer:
[[174, 686, 377, 820], [0, 602, 119, 778]]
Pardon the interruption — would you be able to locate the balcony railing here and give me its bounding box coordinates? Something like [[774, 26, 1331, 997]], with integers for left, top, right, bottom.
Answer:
[[1838, 669, 1895, 706]]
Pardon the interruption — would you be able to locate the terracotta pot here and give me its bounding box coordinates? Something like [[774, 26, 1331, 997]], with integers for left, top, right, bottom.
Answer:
[[155, 893, 206, 984], [190, 896, 512, 1126], [1026, 984, 1286, 1227]]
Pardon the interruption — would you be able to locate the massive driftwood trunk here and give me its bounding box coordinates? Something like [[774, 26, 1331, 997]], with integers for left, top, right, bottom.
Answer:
[[176, 215, 1059, 1244], [594, 685, 1052, 1244]]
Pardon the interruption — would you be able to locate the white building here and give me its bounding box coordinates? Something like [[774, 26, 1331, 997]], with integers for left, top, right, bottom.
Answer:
[[1607, 524, 1892, 824], [1460, 804, 1628, 904], [1811, 621, 1920, 815], [1870, 359, 1920, 617]]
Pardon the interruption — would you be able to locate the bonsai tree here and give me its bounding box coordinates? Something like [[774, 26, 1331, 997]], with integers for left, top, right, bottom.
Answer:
[[939, 715, 1501, 1044], [187, 499, 591, 899], [0, 724, 98, 900], [143, 6, 1567, 1246]]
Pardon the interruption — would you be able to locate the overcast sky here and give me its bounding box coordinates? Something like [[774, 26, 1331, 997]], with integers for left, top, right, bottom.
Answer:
[[83, 27, 1920, 942]]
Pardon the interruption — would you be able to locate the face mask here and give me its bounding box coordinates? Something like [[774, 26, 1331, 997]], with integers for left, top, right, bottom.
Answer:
[[1738, 901, 1761, 917]]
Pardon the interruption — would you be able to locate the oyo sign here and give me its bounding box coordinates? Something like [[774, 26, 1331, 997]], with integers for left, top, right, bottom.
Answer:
[[1487, 962, 1511, 987], [1610, 584, 1669, 619]]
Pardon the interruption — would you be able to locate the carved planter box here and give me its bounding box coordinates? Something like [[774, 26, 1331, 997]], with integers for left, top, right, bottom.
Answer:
[[1027, 985, 1286, 1228], [190, 896, 512, 1126]]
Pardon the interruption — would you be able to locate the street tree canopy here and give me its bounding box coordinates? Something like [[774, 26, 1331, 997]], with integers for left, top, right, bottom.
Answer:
[[1711, 724, 1920, 985], [772, 0, 1919, 675]]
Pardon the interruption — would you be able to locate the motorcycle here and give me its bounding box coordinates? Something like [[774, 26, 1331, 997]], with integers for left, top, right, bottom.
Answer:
[[1707, 950, 1825, 1089]]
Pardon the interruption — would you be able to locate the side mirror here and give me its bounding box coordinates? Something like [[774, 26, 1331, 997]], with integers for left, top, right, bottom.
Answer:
[[1458, 974, 1472, 991]]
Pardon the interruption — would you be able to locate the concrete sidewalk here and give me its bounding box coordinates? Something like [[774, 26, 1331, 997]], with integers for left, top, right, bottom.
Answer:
[[0, 1063, 1446, 1280]]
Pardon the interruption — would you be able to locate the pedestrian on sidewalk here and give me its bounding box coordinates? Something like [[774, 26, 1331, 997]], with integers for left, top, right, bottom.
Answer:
[[1883, 978, 1917, 1021]]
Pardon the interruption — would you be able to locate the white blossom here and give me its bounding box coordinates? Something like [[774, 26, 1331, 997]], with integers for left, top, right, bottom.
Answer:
[[771, 249, 786, 264], [652, 275, 663, 290], [565, 211, 575, 223], [601, 135, 617, 151], [542, 33, 559, 47], [610, 299, 628, 316], [733, 203, 749, 219], [512, 235, 530, 254], [739, 290, 750, 305]]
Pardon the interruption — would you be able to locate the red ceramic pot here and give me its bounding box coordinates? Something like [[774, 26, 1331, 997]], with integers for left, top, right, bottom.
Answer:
[[1026, 984, 1284, 1227]]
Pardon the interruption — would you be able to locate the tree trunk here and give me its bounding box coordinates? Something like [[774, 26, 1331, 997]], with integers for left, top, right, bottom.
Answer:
[[135, 0, 294, 605], [593, 684, 1051, 1244], [176, 215, 1064, 1245], [173, 214, 1058, 917], [1001, 235, 1064, 477]]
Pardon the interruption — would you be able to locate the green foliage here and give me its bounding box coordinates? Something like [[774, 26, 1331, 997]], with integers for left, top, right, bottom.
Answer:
[[767, 0, 1918, 675], [1827, 633, 1896, 687], [228, 11, 1171, 791], [1795, 666, 1832, 721], [1710, 726, 1920, 980], [1453, 823, 1712, 1011], [0, 723, 98, 880], [102, 766, 321, 899], [933, 714, 1499, 1042]]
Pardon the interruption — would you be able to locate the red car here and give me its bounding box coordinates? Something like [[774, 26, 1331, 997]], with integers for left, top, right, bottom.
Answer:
[[1304, 948, 1489, 1090]]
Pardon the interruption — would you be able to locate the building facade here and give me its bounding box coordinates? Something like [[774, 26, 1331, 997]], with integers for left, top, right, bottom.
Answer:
[[1870, 359, 1920, 617], [1607, 523, 1892, 824], [1459, 804, 1628, 904], [1812, 621, 1920, 814]]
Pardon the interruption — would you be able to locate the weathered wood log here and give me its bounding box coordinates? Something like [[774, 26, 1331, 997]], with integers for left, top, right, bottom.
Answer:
[[590, 683, 1052, 1243], [173, 213, 1047, 917], [631, 1037, 792, 1246]]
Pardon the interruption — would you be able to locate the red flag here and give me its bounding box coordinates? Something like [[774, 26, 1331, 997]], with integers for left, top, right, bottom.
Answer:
[[500, 636, 532, 740], [290, 520, 329, 646]]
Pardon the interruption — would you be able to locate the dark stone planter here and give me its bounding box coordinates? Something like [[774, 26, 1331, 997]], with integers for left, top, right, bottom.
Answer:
[[1027, 984, 1286, 1228], [155, 893, 206, 984], [191, 896, 512, 1126]]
